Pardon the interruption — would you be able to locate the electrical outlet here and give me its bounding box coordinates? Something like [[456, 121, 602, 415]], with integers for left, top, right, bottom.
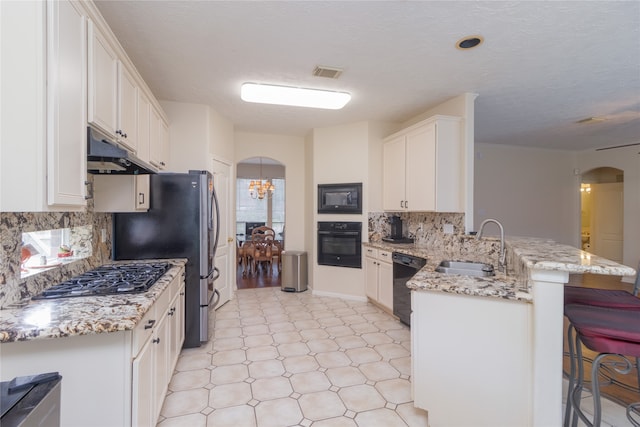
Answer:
[[443, 224, 454, 234], [101, 229, 107, 243]]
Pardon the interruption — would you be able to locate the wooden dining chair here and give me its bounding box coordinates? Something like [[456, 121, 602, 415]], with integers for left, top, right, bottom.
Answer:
[[251, 240, 273, 274], [251, 226, 276, 242]]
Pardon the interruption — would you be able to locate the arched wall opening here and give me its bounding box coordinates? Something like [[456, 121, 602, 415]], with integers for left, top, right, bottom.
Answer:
[[236, 156, 286, 239], [580, 166, 624, 263]]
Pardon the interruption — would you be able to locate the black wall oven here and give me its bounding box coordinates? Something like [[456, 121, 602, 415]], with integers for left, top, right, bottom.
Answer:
[[317, 222, 362, 268]]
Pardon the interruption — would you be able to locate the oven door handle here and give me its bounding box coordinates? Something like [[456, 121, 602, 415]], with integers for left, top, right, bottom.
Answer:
[[318, 231, 360, 236]]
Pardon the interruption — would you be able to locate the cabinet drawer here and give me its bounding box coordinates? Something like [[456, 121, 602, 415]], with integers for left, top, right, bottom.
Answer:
[[133, 305, 156, 355], [378, 250, 392, 263], [132, 285, 171, 355], [364, 247, 377, 259]]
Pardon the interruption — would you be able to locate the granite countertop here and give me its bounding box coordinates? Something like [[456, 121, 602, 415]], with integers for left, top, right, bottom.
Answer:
[[364, 237, 636, 304], [0, 259, 186, 344]]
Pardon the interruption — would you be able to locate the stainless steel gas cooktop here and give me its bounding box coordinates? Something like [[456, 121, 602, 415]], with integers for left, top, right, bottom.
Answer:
[[32, 263, 170, 300]]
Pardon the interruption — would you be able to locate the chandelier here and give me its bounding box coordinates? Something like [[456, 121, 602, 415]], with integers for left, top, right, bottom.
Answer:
[[248, 157, 275, 200]]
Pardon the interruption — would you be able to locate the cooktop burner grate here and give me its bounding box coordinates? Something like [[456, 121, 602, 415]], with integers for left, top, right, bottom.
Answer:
[[32, 263, 171, 300]]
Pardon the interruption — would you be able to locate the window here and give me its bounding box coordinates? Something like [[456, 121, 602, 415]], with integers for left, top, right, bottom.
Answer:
[[21, 225, 91, 278], [236, 178, 285, 235]]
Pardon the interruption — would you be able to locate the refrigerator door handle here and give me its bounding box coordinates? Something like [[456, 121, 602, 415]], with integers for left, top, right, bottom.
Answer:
[[208, 288, 220, 308], [202, 266, 220, 281]]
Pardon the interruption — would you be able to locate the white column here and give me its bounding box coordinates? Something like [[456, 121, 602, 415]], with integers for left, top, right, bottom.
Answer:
[[530, 269, 568, 427]]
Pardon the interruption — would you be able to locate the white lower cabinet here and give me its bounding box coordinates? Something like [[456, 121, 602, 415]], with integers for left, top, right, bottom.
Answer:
[[364, 247, 393, 311], [132, 269, 184, 426], [0, 266, 185, 427]]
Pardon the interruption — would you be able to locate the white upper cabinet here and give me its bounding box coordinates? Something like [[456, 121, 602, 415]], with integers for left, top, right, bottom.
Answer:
[[47, 0, 88, 207], [88, 15, 159, 158], [88, 20, 118, 138], [383, 115, 463, 212], [150, 107, 169, 170], [117, 62, 138, 152], [0, 0, 87, 211], [137, 90, 152, 162]]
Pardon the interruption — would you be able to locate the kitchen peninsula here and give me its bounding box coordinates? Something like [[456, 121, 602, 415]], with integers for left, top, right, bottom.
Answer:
[[364, 236, 636, 427]]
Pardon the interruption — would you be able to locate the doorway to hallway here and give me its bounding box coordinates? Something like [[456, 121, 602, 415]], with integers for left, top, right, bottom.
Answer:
[[580, 167, 624, 263]]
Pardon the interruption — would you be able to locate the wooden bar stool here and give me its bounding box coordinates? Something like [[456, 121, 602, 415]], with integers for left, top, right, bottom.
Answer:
[[564, 304, 640, 427]]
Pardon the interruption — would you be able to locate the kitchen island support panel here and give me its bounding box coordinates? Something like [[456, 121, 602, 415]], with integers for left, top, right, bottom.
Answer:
[[412, 290, 532, 426]]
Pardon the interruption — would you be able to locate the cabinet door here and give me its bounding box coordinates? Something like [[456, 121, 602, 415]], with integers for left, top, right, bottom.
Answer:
[[135, 175, 150, 210], [382, 136, 406, 211], [117, 63, 138, 152], [152, 313, 170, 422], [93, 175, 149, 212], [149, 107, 162, 167], [377, 260, 394, 311], [160, 120, 170, 170], [132, 338, 154, 427], [365, 256, 379, 300], [47, 0, 87, 207], [137, 91, 151, 162], [88, 20, 118, 137], [405, 124, 436, 211], [177, 283, 185, 353]]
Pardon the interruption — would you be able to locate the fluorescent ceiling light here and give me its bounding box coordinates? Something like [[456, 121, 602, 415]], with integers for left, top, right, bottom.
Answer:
[[241, 83, 351, 110]]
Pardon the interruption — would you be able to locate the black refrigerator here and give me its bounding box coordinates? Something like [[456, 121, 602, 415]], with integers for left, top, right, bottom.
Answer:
[[112, 170, 220, 348]]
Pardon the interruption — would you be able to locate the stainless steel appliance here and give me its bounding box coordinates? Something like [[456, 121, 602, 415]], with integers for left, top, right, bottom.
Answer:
[[112, 170, 220, 348], [32, 263, 170, 299], [317, 222, 362, 268], [1, 372, 61, 427], [392, 252, 426, 326], [317, 183, 362, 214]]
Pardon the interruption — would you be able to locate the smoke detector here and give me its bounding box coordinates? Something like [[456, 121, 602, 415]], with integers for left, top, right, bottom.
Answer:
[[312, 66, 343, 79]]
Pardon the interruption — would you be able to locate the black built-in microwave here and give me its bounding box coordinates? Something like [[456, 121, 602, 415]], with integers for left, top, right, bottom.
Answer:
[[317, 183, 362, 214]]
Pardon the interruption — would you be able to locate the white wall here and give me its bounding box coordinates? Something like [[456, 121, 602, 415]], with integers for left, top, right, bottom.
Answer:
[[311, 122, 371, 300], [304, 133, 315, 289], [160, 101, 211, 173], [234, 132, 306, 252], [209, 107, 235, 166], [474, 143, 577, 244], [577, 145, 640, 271]]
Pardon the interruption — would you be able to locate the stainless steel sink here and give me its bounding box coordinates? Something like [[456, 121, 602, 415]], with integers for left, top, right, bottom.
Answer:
[[435, 261, 495, 277]]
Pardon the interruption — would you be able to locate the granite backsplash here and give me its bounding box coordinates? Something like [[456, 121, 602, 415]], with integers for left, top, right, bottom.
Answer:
[[0, 208, 111, 309], [368, 212, 504, 268]]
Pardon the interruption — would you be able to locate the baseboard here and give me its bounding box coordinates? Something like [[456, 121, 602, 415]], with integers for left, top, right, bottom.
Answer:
[[311, 289, 367, 303]]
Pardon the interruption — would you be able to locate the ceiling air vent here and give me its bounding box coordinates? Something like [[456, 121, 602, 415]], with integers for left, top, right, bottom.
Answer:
[[313, 66, 343, 79]]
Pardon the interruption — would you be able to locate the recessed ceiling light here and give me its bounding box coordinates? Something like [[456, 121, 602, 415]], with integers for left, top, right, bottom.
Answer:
[[456, 35, 484, 50], [241, 83, 351, 110]]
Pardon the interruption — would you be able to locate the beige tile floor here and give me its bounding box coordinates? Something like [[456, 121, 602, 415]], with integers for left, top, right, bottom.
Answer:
[[156, 287, 429, 427]]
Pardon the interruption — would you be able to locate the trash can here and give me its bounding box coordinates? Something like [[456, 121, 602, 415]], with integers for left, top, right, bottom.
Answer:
[[281, 251, 308, 292]]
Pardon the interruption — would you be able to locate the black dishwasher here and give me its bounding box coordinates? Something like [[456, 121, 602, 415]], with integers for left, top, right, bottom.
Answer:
[[392, 252, 426, 326]]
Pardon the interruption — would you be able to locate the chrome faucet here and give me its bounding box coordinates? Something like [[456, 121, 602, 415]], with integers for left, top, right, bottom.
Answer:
[[476, 218, 506, 273]]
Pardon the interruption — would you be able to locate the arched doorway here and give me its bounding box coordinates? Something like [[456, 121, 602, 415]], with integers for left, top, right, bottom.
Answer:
[[236, 157, 286, 288], [580, 167, 624, 263]]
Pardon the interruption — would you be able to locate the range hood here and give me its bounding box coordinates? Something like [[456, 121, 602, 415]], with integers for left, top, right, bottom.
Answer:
[[87, 127, 157, 175]]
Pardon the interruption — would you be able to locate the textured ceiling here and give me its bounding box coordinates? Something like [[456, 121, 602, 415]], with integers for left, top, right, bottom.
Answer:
[[95, 1, 640, 151]]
